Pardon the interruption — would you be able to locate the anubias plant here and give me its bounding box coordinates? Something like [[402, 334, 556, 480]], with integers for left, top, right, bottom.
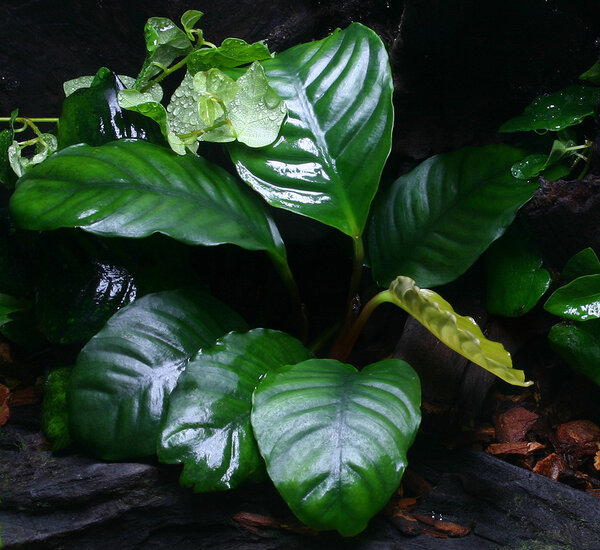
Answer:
[[2, 12, 538, 536]]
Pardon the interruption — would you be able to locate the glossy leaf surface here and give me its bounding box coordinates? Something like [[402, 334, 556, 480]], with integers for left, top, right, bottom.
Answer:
[[562, 248, 600, 281], [367, 145, 538, 288], [385, 276, 531, 386], [68, 290, 247, 459], [158, 329, 312, 491], [544, 274, 600, 321], [251, 358, 421, 536], [485, 224, 551, 317], [549, 321, 600, 386], [10, 140, 286, 260], [58, 68, 163, 148], [229, 23, 394, 237], [499, 85, 600, 132]]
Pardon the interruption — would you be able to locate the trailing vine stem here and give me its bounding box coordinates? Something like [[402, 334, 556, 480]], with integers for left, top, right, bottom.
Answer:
[[0, 117, 59, 139]]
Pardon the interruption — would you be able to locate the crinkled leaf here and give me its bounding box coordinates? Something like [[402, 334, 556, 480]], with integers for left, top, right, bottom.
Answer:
[[251, 358, 421, 536], [8, 134, 57, 177], [158, 329, 312, 491], [135, 17, 193, 89], [511, 154, 550, 180], [187, 38, 272, 74], [544, 274, 600, 321], [562, 247, 600, 281], [549, 321, 600, 386], [181, 10, 203, 40], [485, 224, 551, 317], [42, 365, 73, 451], [499, 85, 600, 133], [68, 290, 247, 459], [229, 23, 394, 237], [58, 68, 164, 148], [367, 145, 538, 288], [226, 62, 287, 148], [10, 139, 286, 261], [385, 276, 531, 386]]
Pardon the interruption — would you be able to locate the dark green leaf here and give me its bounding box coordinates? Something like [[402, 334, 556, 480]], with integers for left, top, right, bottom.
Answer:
[[42, 365, 73, 451], [367, 145, 538, 288], [229, 23, 394, 237], [485, 224, 551, 317], [510, 154, 549, 180], [158, 329, 312, 491], [34, 232, 137, 344], [549, 321, 600, 386], [499, 85, 600, 133], [562, 248, 600, 281], [58, 68, 164, 148], [544, 274, 600, 321], [0, 293, 28, 326], [187, 38, 271, 74], [135, 17, 193, 89], [10, 140, 286, 261], [580, 60, 600, 85], [251, 358, 421, 536], [68, 290, 247, 459]]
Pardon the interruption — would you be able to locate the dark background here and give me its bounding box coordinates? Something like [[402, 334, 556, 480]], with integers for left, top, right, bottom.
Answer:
[[2, 0, 600, 164]]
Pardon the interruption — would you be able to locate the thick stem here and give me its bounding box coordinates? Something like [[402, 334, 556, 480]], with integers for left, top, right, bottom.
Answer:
[[329, 290, 392, 363], [268, 252, 308, 343]]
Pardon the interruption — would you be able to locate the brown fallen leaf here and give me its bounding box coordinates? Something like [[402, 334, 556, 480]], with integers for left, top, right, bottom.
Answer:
[[555, 420, 600, 458], [494, 406, 539, 443], [402, 468, 434, 496], [486, 441, 545, 457], [232, 511, 281, 530], [0, 384, 10, 426], [9, 386, 40, 406], [412, 512, 472, 537], [533, 452, 567, 481], [595, 451, 600, 472], [389, 509, 421, 536]]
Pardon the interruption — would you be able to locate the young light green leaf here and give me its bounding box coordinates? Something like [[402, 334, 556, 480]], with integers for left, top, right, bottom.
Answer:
[[251, 358, 421, 536], [383, 276, 531, 386], [187, 38, 272, 74], [193, 69, 238, 126], [65, 74, 163, 101], [499, 85, 600, 133], [8, 134, 58, 177], [10, 139, 287, 261], [135, 16, 194, 89], [158, 329, 312, 491], [229, 23, 394, 237], [181, 10, 203, 40], [42, 365, 73, 451], [485, 223, 551, 317], [118, 89, 186, 154], [544, 274, 600, 321], [367, 145, 538, 288], [226, 62, 286, 148], [549, 321, 600, 386], [562, 248, 600, 281], [68, 290, 247, 459]]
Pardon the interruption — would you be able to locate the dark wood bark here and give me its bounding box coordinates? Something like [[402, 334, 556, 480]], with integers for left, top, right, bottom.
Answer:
[[2, 407, 600, 549]]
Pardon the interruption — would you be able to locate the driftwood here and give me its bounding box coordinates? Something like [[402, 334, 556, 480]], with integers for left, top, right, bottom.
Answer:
[[2, 406, 600, 549]]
